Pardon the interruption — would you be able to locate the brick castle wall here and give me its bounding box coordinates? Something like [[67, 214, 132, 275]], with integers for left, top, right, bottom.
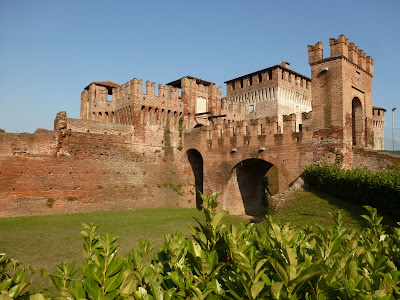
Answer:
[[0, 114, 195, 217]]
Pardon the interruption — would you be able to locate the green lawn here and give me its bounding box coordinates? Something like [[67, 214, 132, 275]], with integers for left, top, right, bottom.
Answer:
[[271, 187, 397, 230], [0, 188, 391, 271], [0, 208, 244, 269]]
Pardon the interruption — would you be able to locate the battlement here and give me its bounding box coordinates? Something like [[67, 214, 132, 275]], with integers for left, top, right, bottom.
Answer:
[[192, 112, 313, 144], [372, 107, 386, 121], [226, 64, 311, 99], [114, 78, 181, 103], [308, 35, 374, 75]]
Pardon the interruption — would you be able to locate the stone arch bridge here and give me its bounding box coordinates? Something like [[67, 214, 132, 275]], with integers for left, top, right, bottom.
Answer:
[[183, 118, 316, 215]]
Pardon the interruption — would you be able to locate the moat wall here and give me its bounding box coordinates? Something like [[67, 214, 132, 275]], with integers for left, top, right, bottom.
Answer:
[[0, 120, 195, 218]]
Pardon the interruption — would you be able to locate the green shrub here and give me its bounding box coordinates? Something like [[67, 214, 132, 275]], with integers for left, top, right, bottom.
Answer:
[[0, 254, 33, 299], [2, 193, 400, 299], [304, 163, 400, 218], [46, 198, 55, 208]]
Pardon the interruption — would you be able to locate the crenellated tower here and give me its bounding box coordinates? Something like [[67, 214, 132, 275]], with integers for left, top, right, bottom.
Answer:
[[308, 34, 374, 149], [222, 62, 312, 132]]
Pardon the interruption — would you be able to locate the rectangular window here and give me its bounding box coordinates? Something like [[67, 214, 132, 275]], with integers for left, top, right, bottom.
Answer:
[[196, 97, 207, 114], [248, 104, 255, 113]]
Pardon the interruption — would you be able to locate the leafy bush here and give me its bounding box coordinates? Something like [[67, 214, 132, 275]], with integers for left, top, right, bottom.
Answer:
[[304, 163, 400, 218], [0, 254, 33, 299], [1, 193, 400, 299]]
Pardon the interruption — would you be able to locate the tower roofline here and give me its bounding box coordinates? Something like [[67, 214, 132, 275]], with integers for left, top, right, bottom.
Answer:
[[84, 81, 120, 90], [166, 76, 215, 88], [224, 64, 311, 84]]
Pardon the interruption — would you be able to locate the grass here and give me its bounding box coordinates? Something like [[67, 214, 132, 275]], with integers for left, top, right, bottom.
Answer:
[[270, 187, 397, 230], [1, 188, 395, 271], [0, 208, 243, 269]]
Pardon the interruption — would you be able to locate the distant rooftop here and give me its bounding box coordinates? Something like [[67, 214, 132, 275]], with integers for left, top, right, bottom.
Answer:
[[224, 63, 311, 84], [84, 81, 120, 90], [167, 76, 215, 88], [373, 106, 387, 111]]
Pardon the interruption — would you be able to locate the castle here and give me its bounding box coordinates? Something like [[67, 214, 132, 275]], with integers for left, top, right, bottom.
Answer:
[[0, 35, 397, 217]]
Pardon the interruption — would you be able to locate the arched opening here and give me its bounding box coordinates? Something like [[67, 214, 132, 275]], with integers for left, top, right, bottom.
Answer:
[[226, 159, 278, 215], [187, 149, 204, 209], [352, 97, 363, 146], [194, 124, 204, 128]]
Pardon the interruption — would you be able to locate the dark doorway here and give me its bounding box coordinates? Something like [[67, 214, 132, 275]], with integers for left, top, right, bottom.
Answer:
[[234, 159, 277, 215], [352, 97, 363, 146], [187, 149, 204, 209]]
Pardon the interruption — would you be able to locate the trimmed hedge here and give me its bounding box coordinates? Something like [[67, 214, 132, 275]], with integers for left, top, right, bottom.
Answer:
[[304, 164, 400, 218]]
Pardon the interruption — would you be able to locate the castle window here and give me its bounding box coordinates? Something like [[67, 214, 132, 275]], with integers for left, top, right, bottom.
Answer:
[[248, 104, 255, 113], [107, 87, 113, 101], [268, 70, 273, 80], [356, 71, 362, 87], [258, 73, 262, 83], [240, 78, 243, 88], [249, 76, 252, 86], [196, 97, 207, 114]]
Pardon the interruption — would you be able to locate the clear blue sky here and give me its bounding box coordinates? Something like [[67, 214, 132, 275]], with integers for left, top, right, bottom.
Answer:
[[1, 0, 399, 148]]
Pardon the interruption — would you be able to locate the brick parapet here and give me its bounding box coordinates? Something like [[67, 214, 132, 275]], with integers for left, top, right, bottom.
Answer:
[[308, 35, 374, 76], [0, 129, 57, 157], [66, 118, 134, 135]]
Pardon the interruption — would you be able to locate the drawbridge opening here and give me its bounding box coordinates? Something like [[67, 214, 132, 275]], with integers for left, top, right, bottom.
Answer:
[[187, 149, 204, 209], [234, 158, 278, 215]]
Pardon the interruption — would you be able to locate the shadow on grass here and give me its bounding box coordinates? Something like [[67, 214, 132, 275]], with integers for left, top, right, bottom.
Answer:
[[303, 186, 398, 228], [263, 186, 398, 230]]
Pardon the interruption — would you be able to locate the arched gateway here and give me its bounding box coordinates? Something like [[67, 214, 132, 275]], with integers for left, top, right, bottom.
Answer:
[[222, 158, 278, 216], [352, 97, 364, 147], [186, 149, 204, 209]]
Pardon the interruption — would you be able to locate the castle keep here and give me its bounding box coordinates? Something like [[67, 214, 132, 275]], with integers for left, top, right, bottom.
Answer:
[[0, 35, 397, 217]]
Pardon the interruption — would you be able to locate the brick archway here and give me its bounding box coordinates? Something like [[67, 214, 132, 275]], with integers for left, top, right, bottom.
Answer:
[[352, 97, 363, 146], [222, 158, 277, 215], [186, 149, 204, 209]]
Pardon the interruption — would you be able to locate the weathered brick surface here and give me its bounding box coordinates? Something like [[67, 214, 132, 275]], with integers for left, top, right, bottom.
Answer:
[[352, 148, 400, 171], [0, 140, 194, 218], [0, 117, 195, 217], [0, 129, 57, 157]]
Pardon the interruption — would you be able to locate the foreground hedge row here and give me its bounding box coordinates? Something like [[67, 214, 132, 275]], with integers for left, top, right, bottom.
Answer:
[[1, 192, 400, 299], [304, 164, 400, 218]]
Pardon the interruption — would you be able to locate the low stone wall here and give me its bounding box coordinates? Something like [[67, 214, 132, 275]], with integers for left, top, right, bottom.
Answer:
[[352, 148, 400, 171]]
